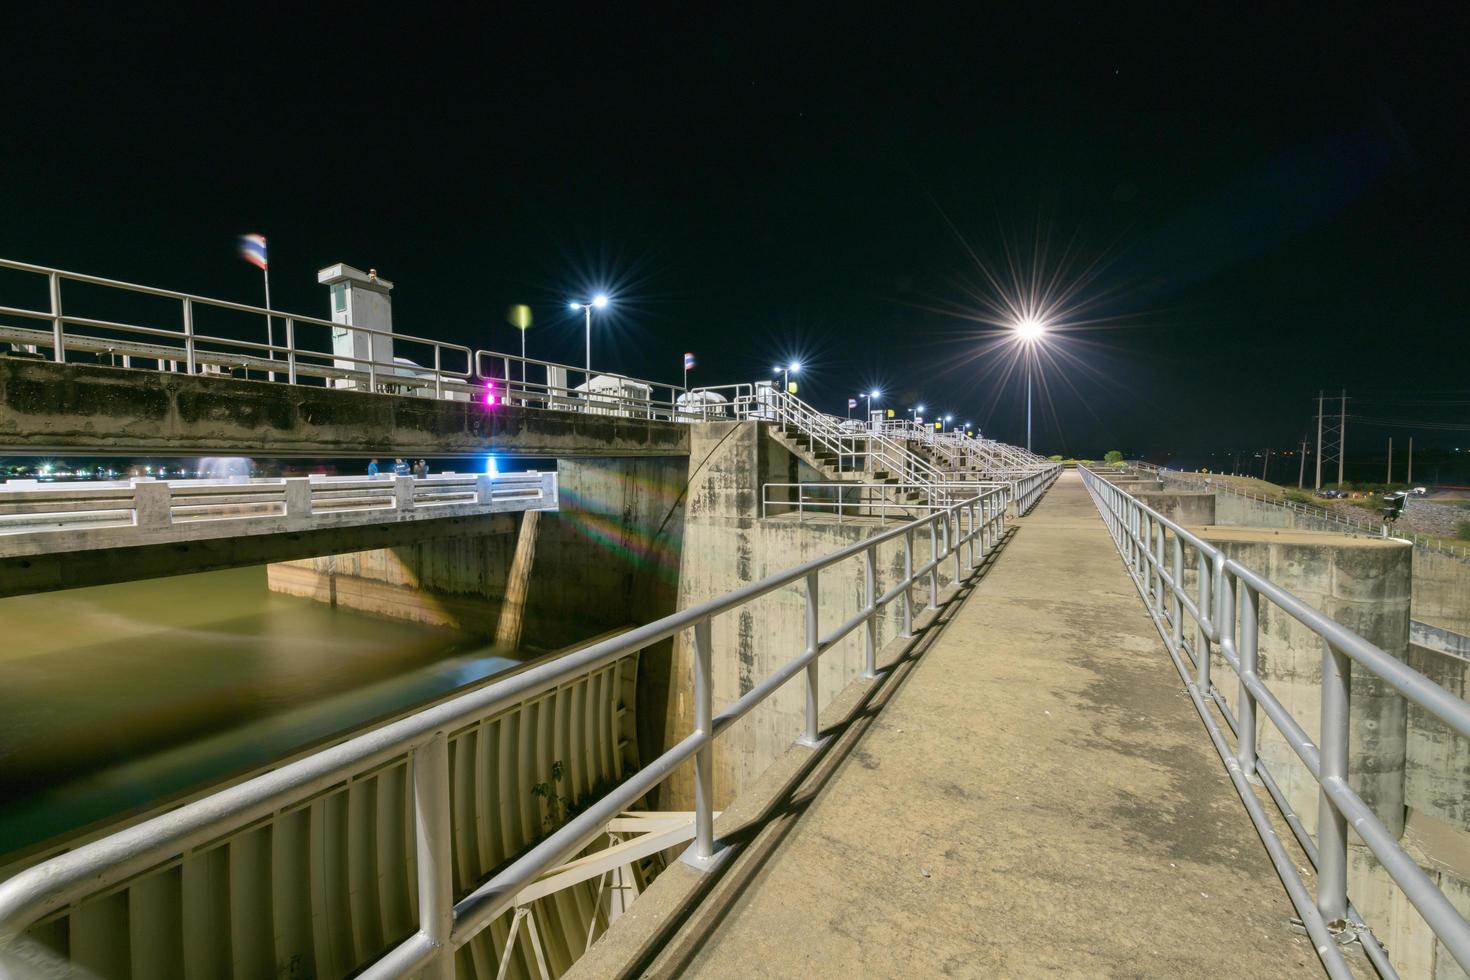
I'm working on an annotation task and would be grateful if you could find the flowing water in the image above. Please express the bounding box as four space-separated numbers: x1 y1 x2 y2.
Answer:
0 566 528 861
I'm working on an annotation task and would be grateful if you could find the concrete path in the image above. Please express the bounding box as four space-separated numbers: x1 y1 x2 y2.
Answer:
681 471 1322 978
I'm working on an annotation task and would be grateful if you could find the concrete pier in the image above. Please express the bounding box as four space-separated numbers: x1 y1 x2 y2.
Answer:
583 472 1319 977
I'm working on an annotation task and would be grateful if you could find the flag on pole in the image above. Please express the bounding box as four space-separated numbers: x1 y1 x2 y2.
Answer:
683 352 695 370
238 234 268 270
848 398 857 409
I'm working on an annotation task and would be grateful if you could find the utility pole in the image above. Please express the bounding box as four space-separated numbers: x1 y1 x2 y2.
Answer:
1314 391 1324 490
1407 437 1413 485
1338 388 1347 486
1262 447 1272 481
1386 437 1393 485
1298 437 1308 488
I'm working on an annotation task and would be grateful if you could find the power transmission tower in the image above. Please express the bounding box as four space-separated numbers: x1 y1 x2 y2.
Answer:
1315 390 1347 488
1298 437 1308 488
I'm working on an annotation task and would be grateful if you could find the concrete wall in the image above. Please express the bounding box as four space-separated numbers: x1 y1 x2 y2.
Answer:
1412 549 1470 636
0 359 690 458
1197 527 1470 979
1199 528 1411 837
659 421 953 812
1133 491 1215 526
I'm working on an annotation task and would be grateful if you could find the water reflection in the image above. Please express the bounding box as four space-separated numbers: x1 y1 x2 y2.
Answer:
0 566 526 858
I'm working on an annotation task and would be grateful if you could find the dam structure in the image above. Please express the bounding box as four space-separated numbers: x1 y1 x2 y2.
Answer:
0 257 1466 980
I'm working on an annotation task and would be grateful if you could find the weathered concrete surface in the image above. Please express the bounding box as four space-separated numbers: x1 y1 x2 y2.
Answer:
1135 490 1216 526
0 510 525 597
0 358 690 457
662 421 956 813
1412 548 1470 636
669 472 1319 978
1200 527 1411 838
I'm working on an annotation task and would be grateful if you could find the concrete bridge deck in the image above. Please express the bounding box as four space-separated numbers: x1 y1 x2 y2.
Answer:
659 471 1321 977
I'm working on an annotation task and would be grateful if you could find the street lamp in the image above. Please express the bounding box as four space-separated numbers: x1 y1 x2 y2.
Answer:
569 294 609 375
774 361 801 392
1013 318 1047 452
864 389 880 419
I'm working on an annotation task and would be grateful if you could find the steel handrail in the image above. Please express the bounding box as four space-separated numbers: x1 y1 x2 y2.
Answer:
0 483 1018 977
1080 465 1470 978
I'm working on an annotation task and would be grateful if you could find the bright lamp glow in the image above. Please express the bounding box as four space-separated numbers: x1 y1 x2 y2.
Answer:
917 403 925 412
1015 317 1046 342
569 301 582 310
592 294 608 308
789 361 801 373
869 390 880 398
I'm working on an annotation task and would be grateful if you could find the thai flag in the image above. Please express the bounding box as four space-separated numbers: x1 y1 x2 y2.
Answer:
238 234 268 271
683 352 695 370
848 398 857 409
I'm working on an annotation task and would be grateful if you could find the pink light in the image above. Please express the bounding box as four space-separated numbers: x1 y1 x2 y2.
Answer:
484 383 499 408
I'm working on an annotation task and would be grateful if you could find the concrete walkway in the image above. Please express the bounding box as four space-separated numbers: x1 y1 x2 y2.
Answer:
681 471 1322 978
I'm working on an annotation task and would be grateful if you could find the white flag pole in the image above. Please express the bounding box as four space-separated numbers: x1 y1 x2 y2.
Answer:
262 262 275 382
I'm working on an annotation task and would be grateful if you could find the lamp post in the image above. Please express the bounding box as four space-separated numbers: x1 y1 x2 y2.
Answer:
864 389 880 419
569 294 609 375
774 361 801 392
1013 318 1046 452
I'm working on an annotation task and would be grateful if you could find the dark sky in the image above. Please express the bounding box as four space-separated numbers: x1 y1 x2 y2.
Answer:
3 6 1466 468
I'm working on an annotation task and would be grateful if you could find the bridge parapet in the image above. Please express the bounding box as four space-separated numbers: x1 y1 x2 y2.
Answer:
0 471 556 558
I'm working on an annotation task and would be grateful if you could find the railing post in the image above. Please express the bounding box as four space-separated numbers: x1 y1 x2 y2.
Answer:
285 318 296 385
1153 521 1165 617
1196 552 1214 689
181 297 196 375
412 731 454 979
1170 534 1183 652
901 528 915 638
862 545 878 678
48 271 64 363
394 474 415 514
950 507 962 582
1317 640 1351 925
692 617 716 861
133 480 171 531
367 332 377 391
475 474 494 506
433 344 444 399
284 477 312 528
928 517 939 610
1237 581 1259 778
799 571 821 746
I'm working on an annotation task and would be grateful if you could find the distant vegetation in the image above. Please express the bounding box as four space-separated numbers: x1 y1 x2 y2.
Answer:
1103 450 1124 465
1457 521 1470 542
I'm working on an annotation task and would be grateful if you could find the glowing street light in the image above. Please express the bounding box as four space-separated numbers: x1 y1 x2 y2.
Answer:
864 389 880 419
774 361 801 392
569 294 610 375
1013 318 1048 452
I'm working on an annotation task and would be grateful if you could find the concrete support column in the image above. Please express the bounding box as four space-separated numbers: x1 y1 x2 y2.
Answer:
283 478 312 527
133 480 171 531
393 474 415 514
475 473 494 505
1200 527 1411 840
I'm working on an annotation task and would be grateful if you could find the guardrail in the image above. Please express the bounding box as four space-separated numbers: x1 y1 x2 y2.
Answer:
762 481 1008 522
1080 465 1470 979
1153 467 1469 563
0 484 1009 976
0 471 557 557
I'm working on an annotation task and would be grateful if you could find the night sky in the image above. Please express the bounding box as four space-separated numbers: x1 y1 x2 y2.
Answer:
3 7 1466 475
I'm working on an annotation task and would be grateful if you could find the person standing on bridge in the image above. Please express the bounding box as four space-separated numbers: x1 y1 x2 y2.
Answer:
367 458 380 479
414 459 429 479
394 458 408 476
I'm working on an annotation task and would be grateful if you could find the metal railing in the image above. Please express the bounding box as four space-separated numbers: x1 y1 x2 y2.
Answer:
1080 465 1470 979
0 471 556 557
0 483 1017 976
1155 467 1470 563
762 481 1005 522
0 257 477 398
